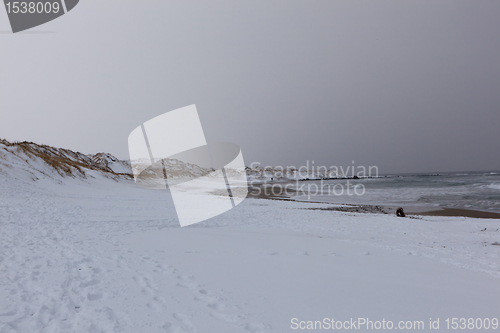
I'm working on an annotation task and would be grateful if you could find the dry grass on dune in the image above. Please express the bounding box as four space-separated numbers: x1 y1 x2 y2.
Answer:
0 139 131 178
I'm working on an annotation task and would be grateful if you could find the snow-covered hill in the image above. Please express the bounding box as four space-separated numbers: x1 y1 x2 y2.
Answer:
0 139 332 186
0 139 132 183
90 152 132 174
0 139 246 184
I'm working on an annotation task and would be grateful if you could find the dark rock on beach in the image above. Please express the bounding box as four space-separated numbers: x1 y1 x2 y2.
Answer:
396 207 406 217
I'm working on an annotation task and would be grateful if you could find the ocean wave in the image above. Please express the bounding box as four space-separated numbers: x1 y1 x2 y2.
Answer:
487 183 500 190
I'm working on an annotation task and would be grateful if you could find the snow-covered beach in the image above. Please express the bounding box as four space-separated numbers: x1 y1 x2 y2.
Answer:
2 0 500 330
1 142 499 332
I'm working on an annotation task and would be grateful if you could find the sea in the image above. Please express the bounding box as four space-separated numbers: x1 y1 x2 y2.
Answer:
290 171 500 213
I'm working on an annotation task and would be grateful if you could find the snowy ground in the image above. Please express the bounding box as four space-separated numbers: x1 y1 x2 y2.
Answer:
0 174 499 332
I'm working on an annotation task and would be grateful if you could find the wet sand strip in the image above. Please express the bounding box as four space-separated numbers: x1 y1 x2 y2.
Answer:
416 208 500 219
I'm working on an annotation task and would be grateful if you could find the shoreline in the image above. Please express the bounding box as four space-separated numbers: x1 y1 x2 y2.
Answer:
247 182 500 219
412 208 500 219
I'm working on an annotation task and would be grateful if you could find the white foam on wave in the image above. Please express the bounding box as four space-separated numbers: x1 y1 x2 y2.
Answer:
487 183 500 190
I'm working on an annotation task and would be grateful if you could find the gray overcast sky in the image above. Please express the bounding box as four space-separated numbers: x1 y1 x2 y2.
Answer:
1 0 499 174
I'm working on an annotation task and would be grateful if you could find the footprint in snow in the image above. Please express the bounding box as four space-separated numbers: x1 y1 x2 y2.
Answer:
162 321 181 333
176 281 198 289
208 302 226 311
177 275 194 281
87 292 104 301
194 293 217 303
172 313 197 333
241 322 269 333
210 311 241 323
